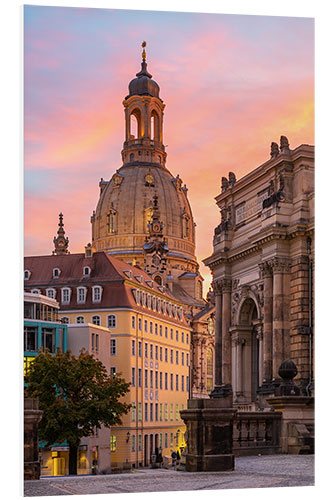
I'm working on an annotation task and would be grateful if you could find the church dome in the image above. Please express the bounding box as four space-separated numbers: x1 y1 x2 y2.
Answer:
92 164 197 269
128 61 160 99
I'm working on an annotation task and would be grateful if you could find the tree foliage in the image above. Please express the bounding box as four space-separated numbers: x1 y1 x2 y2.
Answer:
25 349 130 473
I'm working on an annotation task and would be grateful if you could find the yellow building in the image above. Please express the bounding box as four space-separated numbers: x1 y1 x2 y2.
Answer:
24 248 191 470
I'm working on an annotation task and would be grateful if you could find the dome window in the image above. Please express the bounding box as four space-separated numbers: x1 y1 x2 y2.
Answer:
130 153 135 162
107 208 117 234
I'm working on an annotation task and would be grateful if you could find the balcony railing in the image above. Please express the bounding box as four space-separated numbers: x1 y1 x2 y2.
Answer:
233 411 282 456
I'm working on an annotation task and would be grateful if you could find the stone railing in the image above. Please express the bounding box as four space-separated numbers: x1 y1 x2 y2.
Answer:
233 411 282 456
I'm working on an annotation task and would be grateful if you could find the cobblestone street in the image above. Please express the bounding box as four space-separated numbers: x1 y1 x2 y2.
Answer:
24 454 314 497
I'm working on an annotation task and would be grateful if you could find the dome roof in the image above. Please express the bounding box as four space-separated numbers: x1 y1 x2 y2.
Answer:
92 163 196 264
127 60 160 99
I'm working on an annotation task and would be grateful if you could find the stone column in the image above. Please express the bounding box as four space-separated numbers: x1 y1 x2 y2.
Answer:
125 110 130 141
221 278 232 393
272 257 291 379
259 261 273 383
212 280 223 388
235 339 242 395
256 325 264 387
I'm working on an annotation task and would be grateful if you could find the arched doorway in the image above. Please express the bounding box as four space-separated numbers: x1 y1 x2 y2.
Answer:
231 296 262 404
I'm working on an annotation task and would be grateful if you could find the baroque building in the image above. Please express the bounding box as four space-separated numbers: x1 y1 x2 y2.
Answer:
204 137 314 409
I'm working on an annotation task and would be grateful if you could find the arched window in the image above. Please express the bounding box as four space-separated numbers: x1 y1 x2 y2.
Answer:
24 270 31 281
91 315 101 326
207 348 213 391
154 275 162 286
107 314 116 329
130 109 141 139
150 110 159 141
107 208 117 234
53 268 61 279
76 316 85 324
60 317 69 324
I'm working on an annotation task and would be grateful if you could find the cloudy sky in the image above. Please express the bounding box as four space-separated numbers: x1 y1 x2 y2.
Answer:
24 5 314 292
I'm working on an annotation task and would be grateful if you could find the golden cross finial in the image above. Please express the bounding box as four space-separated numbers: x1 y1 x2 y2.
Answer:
141 41 147 60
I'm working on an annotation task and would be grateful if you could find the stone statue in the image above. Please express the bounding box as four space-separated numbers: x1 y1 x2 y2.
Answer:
280 135 290 154
221 176 228 192
228 171 236 187
270 142 279 158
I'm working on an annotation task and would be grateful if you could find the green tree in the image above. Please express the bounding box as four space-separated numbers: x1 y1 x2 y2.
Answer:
24 349 130 475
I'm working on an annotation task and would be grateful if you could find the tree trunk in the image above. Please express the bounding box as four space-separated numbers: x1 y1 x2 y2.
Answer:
69 444 78 475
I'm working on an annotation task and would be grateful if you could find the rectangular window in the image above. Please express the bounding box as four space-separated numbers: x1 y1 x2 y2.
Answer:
176 330 179 342
144 343 148 358
138 434 142 452
110 435 116 452
131 434 135 452
131 316 136 329
165 326 168 338
131 368 136 387
150 321 153 334
93 287 101 302
42 328 55 352
160 433 163 448
155 323 158 335
170 328 173 340
138 368 142 387
176 351 179 365
108 315 116 328
181 352 184 366
24 326 37 352
170 432 174 445
110 338 116 356
95 334 99 352
165 433 168 448
170 349 174 364
165 372 168 390
144 403 148 421
160 346 163 361
160 403 163 421
155 403 159 421
159 325 163 336
62 288 70 304
160 372 163 390
176 374 179 391
92 333 95 351
181 375 184 391
164 403 168 421
186 333 189 344
170 373 173 390
150 370 153 388
170 404 174 421
138 318 142 331
150 344 153 359
176 404 179 421
155 345 158 360
144 320 148 333
138 402 142 421
110 367 116 378
165 348 168 362
144 369 148 388
181 332 184 343
131 402 136 421
150 403 153 421
77 287 86 303
186 375 189 392
155 371 158 389
92 316 100 325
186 353 189 366
138 341 142 357
131 340 135 356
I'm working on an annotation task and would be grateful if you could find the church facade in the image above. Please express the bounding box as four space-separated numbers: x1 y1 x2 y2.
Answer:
204 137 314 409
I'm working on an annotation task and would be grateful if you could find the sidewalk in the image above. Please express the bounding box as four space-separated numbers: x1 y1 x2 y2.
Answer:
24 454 314 497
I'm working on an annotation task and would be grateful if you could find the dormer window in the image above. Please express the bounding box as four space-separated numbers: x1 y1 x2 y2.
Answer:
46 288 56 299
123 270 132 279
31 289 40 295
24 270 31 281
92 285 102 303
53 268 61 279
134 275 142 283
83 266 91 277
61 287 71 305
77 287 87 304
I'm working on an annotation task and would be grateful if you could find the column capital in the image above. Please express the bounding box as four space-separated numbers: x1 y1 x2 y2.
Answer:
221 278 232 293
212 280 223 295
270 256 291 274
259 260 273 278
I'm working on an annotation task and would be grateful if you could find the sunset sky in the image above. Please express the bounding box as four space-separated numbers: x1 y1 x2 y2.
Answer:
24 5 314 293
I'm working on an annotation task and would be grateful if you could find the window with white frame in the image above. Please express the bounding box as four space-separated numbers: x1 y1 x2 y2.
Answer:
60 317 69 324
131 316 136 329
46 288 56 299
24 270 31 281
110 366 117 378
61 287 71 304
31 289 41 294
76 316 85 324
91 315 100 325
83 266 91 277
110 338 116 355
53 268 61 279
131 340 135 356
92 285 102 303
77 287 87 304
107 314 116 329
